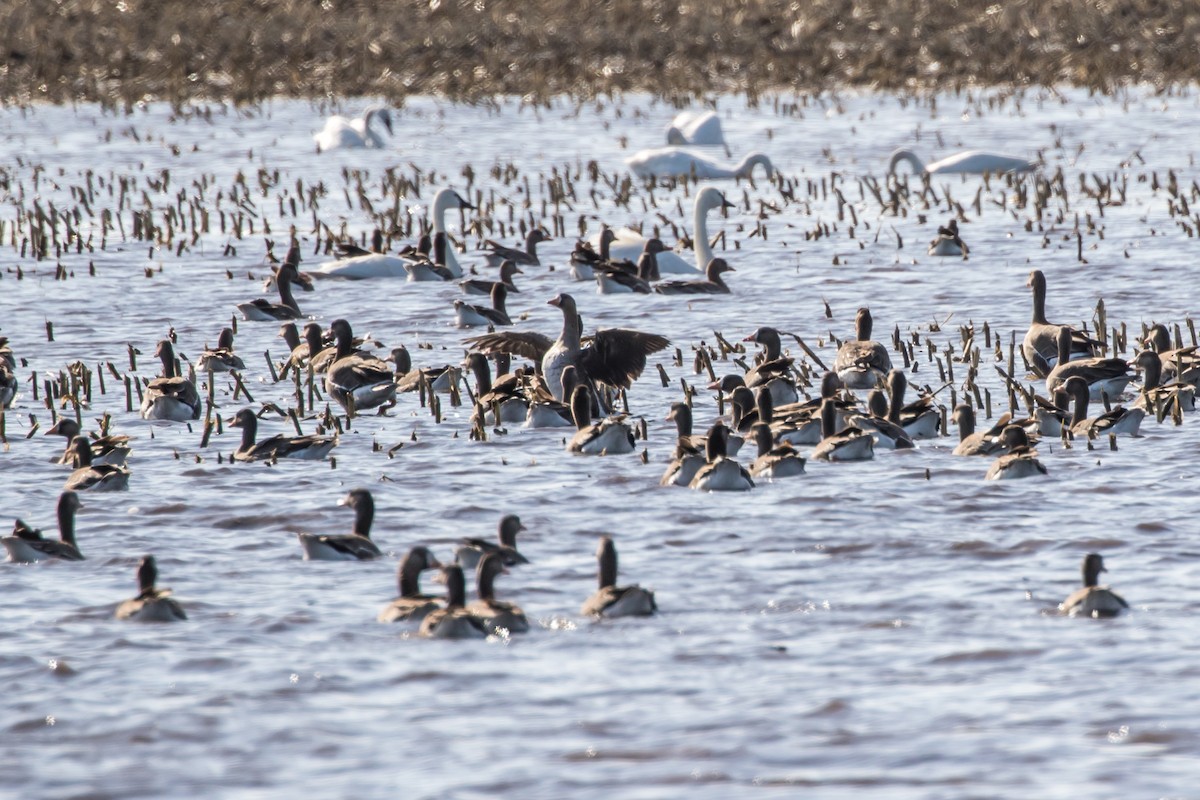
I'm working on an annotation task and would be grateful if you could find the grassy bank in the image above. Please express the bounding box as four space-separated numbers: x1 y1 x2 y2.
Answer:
2 0 1193 108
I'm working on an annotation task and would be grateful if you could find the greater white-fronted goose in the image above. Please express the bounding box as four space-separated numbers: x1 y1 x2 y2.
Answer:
461 259 523 296
748 422 806 479
595 244 657 294
758 371 853 446
581 536 657 618
951 404 1011 456
984 425 1048 480
332 228 386 260
140 339 202 421
660 436 706 487
886 370 941 439
1022 270 1099 374
454 282 512 328
1063 375 1144 438
835 308 892 390
483 228 548 268
811 398 875 462
455 513 530 571
419 564 489 639
378 546 445 623
689 421 754 491
228 408 337 462
570 228 618 282
851 390 916 450
1142 323 1200 386
467 552 530 634
464 352 529 424
238 260 306 321
737 327 800 406
1059 553 1129 618
115 555 187 622
1133 349 1195 415
46 417 131 467
1045 327 1132 402
64 437 130 492
392 346 462 397
655 257 735 295
666 399 743 457
0 336 16 408
3 491 85 563
324 319 397 414
195 327 246 373
298 488 384 561
567 384 635 455
404 231 458 282
523 364 577 429
927 219 968 256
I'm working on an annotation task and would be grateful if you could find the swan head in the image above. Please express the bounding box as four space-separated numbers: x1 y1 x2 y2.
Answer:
888 149 925 176
665 125 686 145
736 153 775 180
366 107 394 136
696 186 734 213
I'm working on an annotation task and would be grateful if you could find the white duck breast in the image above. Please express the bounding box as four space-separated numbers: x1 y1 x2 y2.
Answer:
888 148 1038 176
595 186 735 273
626 147 774 181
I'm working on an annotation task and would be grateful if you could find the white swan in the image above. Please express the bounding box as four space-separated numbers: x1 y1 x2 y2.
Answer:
592 186 734 274
313 188 473 278
625 147 774 181
314 105 393 152
888 148 1038 176
666 110 729 154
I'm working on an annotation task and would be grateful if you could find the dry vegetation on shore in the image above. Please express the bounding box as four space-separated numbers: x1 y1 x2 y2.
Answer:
1 0 1194 107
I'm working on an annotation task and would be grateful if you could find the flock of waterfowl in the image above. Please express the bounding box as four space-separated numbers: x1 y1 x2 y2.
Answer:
5 100 1174 638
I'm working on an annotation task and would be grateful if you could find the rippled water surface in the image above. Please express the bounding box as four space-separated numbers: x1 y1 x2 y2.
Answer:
3 88 1200 799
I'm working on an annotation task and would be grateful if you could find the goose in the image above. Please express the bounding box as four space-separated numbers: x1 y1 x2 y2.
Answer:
1059 553 1129 618
460 259 523 296
523 364 578 429
3 491 85 563
1022 270 1098 374
140 339 202 421
482 228 548 268
392 346 462 397
194 327 246 373
467 552 529 634
314 105 393 151
1133 349 1195 415
228 408 337 462
115 555 187 622
1063 375 1144 438
660 435 707 488
886 370 941 439
598 186 735 273
811 398 875 462
463 352 529 424
0 336 15 407
278 322 309 372
689 421 754 491
294 321 379 376
298 489 383 561
835 307 893 390
1142 323 1200 386
378 546 445 623
984 425 1048 480
747 422 806 479
1044 327 1132 401
333 228 386 260
626 147 774 181
46 417 131 468
951 404 1011 456
594 241 664 294
888 147 1038 176
324 319 397 414
404 232 458 282
464 292 669 402
567 384 636 455
739 326 800 406
727 385 771 436
455 513 530 572
454 282 512 328
64 437 130 492
238 260 306 321
665 399 743 457
666 109 729 154
655 257 735 295
927 219 968 256
419 565 489 639
581 536 657 618
850 390 916 450
569 228 617 281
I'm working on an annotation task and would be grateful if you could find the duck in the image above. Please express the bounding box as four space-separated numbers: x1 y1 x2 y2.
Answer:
984 425 1048 480
567 384 636 455
454 282 512 328
581 536 657 618
467 552 530 634
689 421 754 491
1063 375 1144 439
238 260 306 321
46 417 131 468
463 352 529 424
377 546 445 623
655 257 735 295
115 555 187 622
419 564 489 639
455 513 530 571
1022 270 1099 374
324 319 397 414
460 259 523 297
927 219 968 256
598 186 735 273
140 339 202 421
228 408 337 462
482 228 548 268
194 327 246 373
314 105 393 151
850 390 916 450
885 370 941 439
297 488 384 561
887 147 1038 176
1141 323 1200 386
951 404 1011 456
811 398 875 462
835 307 893 390
739 326 800 406
747 422 806 479
626 147 774 181
1133 349 1195 416
64 436 130 492
666 109 729 154
1059 553 1129 618
1044 326 1132 402
3 491 85 563
0 336 15 407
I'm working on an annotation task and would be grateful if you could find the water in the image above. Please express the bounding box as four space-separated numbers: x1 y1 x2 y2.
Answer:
2 87 1199 798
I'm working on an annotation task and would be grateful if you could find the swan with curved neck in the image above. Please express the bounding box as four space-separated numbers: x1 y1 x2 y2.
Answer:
314 105 393 152
626 147 774 181
888 147 1038 176
598 186 734 274
666 110 729 155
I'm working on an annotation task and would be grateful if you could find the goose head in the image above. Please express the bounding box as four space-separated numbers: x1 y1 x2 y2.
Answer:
1081 553 1107 588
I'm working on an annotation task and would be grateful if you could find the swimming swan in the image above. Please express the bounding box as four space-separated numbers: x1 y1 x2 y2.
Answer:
888 148 1038 176
314 105 393 152
666 110 730 155
594 186 734 274
626 147 774 181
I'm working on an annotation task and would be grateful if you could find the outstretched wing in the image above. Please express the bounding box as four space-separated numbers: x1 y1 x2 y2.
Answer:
464 331 554 363
580 328 669 390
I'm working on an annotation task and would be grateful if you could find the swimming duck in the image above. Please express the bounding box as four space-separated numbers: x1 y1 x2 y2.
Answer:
483 228 548 268
689 421 754 491
835 308 893 390
3 491 85 563
194 327 246 373
1059 553 1129 618
655 257 735 295
297 488 384 561
419 565 489 639
739 326 800 406
115 555 187 622
314 105 393 151
983 425 1048 480
1044 327 1132 402
1063 375 1144 439
811 398 875 462
455 513 530 571
626 147 774 181
1022 270 1099 374
378 546 445 623
567 384 636 455
467 552 530 634
581 536 657 618
64 436 130 492
888 147 1038 176
324 319 397 414
228 408 337 462
885 370 941 439
454 282 512 328
140 339 202 421
927 219 968 257
46 417 131 468
951 404 1011 456
238 260 306 321
597 186 735 273
666 109 729 154
747 422 806 479
460 259 523 297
